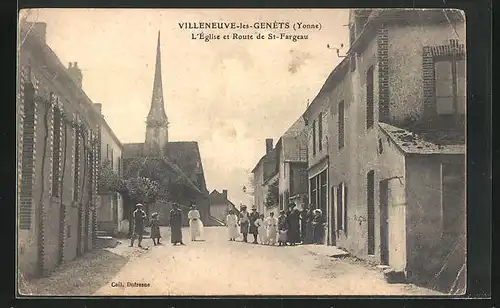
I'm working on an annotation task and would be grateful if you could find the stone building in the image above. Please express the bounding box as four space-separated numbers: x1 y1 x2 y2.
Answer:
18 22 100 280
122 32 210 228
303 9 466 292
251 139 279 217
94 103 126 235
208 189 239 223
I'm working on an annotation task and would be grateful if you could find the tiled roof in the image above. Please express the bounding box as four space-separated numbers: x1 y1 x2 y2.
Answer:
122 141 207 193
379 123 465 155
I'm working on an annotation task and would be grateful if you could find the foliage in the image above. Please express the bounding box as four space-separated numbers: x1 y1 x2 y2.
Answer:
122 157 198 204
123 176 159 205
265 179 279 207
98 159 124 194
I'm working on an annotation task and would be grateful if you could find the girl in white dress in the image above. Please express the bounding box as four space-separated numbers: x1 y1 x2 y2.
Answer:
266 212 278 245
187 204 204 241
226 210 239 241
254 214 268 245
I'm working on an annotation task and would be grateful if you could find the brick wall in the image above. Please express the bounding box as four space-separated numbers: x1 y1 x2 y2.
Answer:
377 25 389 122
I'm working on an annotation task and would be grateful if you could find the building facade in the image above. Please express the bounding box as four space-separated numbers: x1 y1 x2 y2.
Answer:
277 118 308 212
209 189 239 223
94 103 125 235
302 9 466 292
18 22 100 280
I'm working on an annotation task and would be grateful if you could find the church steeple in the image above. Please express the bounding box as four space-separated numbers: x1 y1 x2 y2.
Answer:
144 31 169 156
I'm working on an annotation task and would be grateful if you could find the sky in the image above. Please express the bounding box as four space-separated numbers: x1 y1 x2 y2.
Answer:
23 9 349 205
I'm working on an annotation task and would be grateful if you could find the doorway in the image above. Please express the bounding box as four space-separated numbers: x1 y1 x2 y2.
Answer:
367 170 375 255
330 185 336 246
379 179 389 265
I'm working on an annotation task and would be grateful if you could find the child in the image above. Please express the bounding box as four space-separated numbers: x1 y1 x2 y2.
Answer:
277 210 288 246
254 214 268 245
150 212 161 245
266 212 278 245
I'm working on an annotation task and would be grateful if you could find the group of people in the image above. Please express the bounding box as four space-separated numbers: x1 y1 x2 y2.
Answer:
129 203 204 248
225 203 326 246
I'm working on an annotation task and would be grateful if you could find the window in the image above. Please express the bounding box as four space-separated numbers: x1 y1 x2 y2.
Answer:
106 144 110 160
20 82 36 230
73 129 80 201
366 66 374 128
111 149 114 167
344 184 348 235
117 157 121 176
310 177 317 209
349 25 355 47
441 163 465 235
350 53 357 72
367 170 375 255
312 120 317 156
338 101 345 149
318 112 323 152
435 57 466 115
52 103 62 197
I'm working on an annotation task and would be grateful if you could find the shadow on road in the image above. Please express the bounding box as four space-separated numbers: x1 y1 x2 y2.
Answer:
19 249 131 296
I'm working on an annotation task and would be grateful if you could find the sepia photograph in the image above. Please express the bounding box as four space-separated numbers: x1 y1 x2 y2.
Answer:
16 8 466 297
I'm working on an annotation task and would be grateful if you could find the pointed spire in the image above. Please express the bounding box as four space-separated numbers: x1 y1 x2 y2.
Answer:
147 30 168 127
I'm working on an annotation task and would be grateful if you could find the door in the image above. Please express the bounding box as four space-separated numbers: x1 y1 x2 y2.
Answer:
330 186 336 245
367 170 375 255
379 179 389 265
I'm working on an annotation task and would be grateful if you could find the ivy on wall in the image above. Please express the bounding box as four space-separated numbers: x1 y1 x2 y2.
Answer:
265 180 279 208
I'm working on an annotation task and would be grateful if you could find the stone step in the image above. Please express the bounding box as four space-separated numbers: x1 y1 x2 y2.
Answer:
383 268 406 284
96 236 118 249
96 230 108 236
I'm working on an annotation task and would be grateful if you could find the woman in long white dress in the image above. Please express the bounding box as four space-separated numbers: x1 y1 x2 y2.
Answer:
187 204 204 241
226 210 239 241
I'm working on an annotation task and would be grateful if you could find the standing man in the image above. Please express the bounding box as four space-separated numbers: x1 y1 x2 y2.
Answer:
286 202 301 246
170 203 185 245
239 205 250 242
130 203 147 248
248 206 260 244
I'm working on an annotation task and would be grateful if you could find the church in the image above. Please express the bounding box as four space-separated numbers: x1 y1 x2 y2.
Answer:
122 32 210 227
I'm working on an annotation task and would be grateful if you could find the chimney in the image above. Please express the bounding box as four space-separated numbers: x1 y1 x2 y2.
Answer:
265 138 273 154
26 22 47 43
67 61 83 88
94 103 102 114
222 189 228 199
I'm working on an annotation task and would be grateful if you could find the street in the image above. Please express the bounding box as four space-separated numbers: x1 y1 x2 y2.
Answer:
21 226 441 296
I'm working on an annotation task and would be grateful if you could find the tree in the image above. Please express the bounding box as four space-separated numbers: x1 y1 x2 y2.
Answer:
123 176 159 205
98 159 124 194
265 180 279 207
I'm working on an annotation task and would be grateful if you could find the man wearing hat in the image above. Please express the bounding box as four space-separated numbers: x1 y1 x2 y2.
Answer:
238 204 250 242
286 202 301 245
248 205 260 244
130 203 147 248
